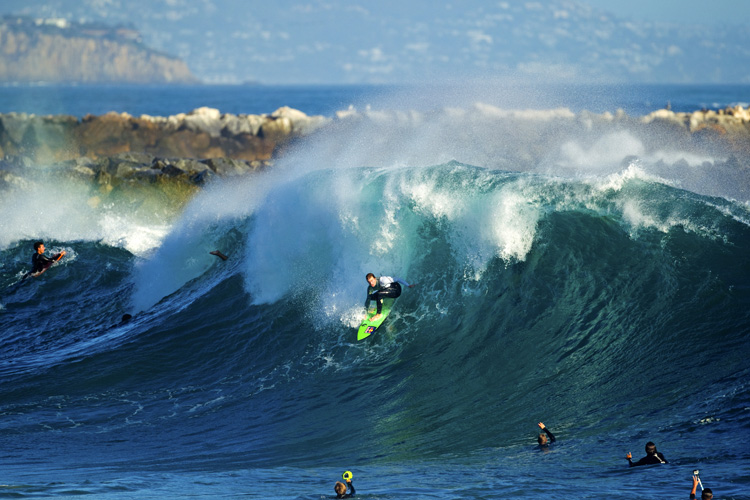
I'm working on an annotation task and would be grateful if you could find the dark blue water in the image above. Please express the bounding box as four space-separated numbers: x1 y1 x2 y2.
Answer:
1 85 750 499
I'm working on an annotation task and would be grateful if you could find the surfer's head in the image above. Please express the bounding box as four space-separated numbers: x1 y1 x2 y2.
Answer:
538 433 548 445
334 481 347 497
34 241 44 253
701 488 713 500
645 442 657 455
366 273 377 287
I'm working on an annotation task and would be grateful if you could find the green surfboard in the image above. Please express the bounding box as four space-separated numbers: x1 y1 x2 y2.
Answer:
357 297 396 340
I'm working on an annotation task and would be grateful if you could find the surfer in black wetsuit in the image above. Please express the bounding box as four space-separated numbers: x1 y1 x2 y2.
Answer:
30 241 65 277
334 479 355 498
210 250 228 260
364 273 415 320
537 421 556 446
626 441 667 467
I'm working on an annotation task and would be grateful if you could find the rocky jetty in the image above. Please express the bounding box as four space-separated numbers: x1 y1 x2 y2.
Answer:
0 106 328 162
639 106 750 157
0 106 329 201
2 103 750 203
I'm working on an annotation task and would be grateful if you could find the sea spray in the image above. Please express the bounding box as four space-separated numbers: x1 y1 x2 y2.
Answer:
0 175 176 255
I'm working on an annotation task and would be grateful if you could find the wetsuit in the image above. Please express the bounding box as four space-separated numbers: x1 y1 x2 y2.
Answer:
31 252 58 274
628 452 667 467
364 276 410 314
336 481 355 498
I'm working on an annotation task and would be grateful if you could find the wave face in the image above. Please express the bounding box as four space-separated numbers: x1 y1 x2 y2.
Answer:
2 161 749 493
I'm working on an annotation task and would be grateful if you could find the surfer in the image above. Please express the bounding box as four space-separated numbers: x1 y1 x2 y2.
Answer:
364 273 414 320
210 250 228 260
626 441 668 467
30 241 65 277
537 421 556 446
334 477 355 498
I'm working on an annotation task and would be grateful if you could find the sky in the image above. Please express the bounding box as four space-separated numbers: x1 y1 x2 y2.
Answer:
3 0 750 84
584 0 750 25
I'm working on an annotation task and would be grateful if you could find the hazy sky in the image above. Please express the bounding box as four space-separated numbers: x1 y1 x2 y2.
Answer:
5 0 750 84
585 0 750 25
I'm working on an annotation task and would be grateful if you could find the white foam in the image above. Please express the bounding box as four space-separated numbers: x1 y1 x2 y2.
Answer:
594 163 662 192
487 186 539 262
0 177 174 256
559 131 645 170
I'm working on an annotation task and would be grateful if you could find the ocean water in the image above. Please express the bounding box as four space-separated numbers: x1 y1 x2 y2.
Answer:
1 84 750 499
0 82 749 118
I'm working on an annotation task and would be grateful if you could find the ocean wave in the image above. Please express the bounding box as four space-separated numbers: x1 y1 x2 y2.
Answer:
2 160 750 484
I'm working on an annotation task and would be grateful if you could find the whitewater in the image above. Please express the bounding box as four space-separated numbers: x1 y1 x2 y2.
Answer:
1 85 749 499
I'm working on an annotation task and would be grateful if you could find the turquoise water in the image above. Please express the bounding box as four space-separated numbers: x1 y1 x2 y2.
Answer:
1 85 749 499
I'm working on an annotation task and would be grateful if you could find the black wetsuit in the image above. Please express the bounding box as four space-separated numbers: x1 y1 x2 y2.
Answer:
628 452 667 467
31 252 56 274
364 276 409 314
336 481 355 498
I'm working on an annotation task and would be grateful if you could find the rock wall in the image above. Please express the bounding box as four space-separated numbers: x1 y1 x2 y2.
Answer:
2 104 750 202
0 107 330 197
0 106 330 164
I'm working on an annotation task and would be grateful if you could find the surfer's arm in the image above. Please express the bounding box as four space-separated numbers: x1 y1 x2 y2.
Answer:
537 422 555 443
364 286 376 309
347 481 355 497
690 475 699 499
543 427 555 443
394 277 412 287
626 453 645 467
53 251 65 262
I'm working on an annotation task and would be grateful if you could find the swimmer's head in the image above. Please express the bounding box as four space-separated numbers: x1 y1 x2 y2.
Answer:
645 442 657 455
538 433 548 445
334 481 347 496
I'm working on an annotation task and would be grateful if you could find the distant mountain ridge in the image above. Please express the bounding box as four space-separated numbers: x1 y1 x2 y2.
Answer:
5 1 750 84
0 16 197 84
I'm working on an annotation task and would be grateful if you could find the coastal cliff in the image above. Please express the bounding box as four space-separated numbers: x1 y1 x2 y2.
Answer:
0 16 196 84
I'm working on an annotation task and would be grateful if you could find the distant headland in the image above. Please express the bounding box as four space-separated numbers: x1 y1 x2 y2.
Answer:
0 16 197 84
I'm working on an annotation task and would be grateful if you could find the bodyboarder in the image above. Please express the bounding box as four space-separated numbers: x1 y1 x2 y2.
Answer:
29 241 65 277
